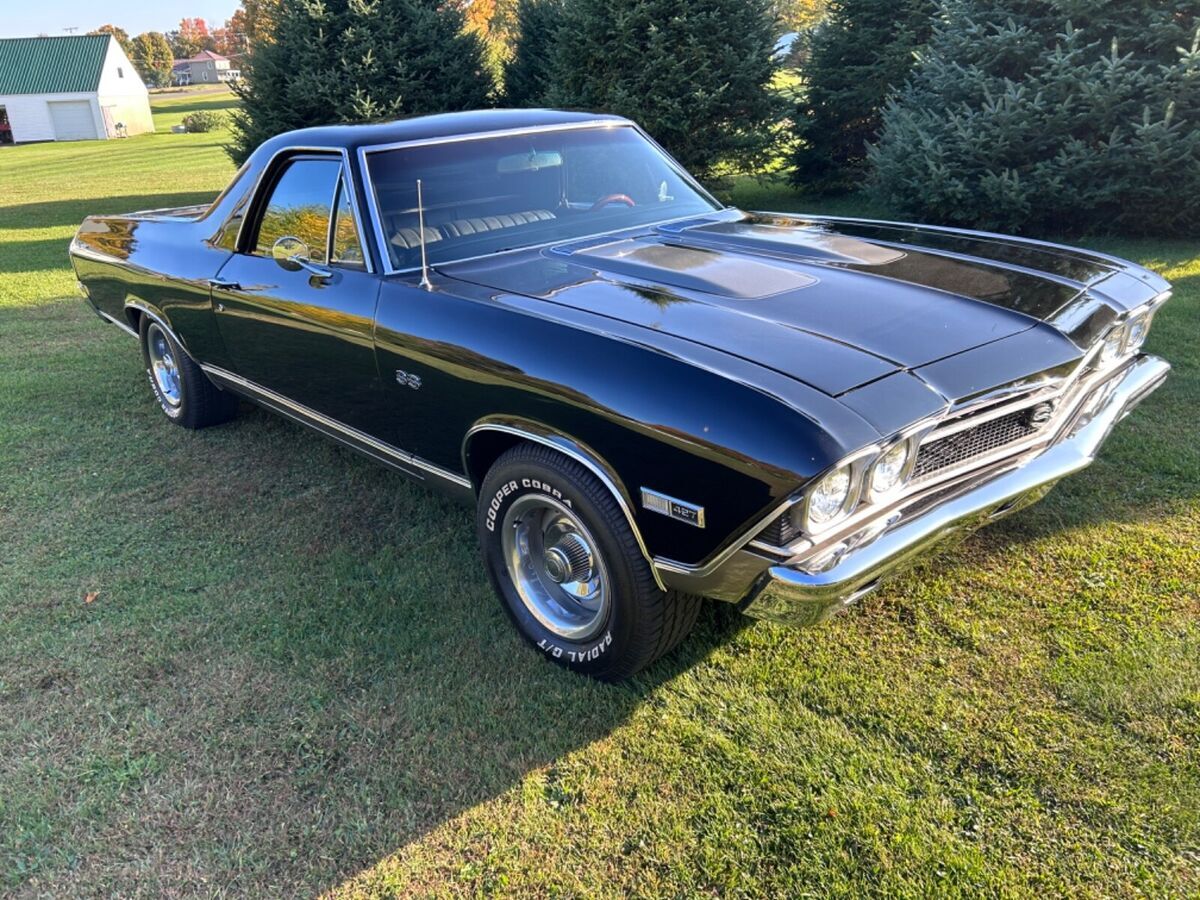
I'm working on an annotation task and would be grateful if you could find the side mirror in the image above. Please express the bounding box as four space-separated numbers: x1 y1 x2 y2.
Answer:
272 235 333 282
272 235 310 271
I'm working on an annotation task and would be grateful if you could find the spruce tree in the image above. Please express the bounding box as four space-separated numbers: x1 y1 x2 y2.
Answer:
229 0 493 165
546 0 784 180
869 0 1200 235
790 0 934 192
503 0 564 107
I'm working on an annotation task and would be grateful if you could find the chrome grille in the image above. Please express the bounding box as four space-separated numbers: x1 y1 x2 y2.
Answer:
913 407 1045 479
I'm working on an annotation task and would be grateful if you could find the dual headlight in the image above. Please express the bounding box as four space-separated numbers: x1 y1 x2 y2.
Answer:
802 436 918 534
799 298 1162 537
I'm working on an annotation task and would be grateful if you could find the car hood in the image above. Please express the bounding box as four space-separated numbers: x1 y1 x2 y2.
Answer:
441 211 1164 402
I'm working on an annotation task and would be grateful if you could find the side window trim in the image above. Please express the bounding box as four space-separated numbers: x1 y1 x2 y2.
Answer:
231 147 376 274
328 174 369 271
247 153 341 263
326 175 341 265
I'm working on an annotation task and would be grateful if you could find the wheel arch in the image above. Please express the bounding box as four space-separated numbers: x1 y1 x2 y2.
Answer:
462 417 667 592
123 300 195 360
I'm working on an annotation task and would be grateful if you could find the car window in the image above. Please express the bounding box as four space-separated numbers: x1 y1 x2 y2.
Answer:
330 176 366 269
252 157 341 263
365 125 721 271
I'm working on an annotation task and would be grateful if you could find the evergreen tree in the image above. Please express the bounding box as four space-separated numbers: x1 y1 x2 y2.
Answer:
869 0 1200 235
547 0 784 180
503 0 564 107
229 0 493 165
790 0 934 192
129 32 175 88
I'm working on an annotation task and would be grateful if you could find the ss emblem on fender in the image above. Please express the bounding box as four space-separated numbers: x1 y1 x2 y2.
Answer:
395 369 422 390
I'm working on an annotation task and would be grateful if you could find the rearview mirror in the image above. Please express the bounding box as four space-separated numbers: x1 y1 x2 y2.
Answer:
497 150 563 174
272 235 310 271
271 235 333 283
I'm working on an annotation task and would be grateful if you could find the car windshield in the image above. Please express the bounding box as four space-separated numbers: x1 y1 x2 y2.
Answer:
365 125 722 271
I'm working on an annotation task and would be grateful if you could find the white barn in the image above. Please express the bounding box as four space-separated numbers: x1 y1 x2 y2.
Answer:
0 35 154 144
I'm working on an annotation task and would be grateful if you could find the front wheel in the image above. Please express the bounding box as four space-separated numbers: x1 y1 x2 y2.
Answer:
477 444 701 681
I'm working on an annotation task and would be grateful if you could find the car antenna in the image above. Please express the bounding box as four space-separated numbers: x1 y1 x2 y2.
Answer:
416 179 433 291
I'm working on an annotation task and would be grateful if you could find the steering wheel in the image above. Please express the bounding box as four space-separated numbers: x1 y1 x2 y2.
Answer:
590 193 636 212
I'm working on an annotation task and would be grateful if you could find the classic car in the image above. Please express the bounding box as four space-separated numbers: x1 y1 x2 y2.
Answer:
70 109 1172 680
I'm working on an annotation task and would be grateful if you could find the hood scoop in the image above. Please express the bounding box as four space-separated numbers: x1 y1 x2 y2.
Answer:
561 238 817 300
658 216 907 266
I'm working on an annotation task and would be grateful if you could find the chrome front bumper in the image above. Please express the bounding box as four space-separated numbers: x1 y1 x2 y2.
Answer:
738 354 1171 627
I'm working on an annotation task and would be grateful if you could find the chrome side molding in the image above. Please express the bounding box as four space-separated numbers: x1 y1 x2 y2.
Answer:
201 364 473 495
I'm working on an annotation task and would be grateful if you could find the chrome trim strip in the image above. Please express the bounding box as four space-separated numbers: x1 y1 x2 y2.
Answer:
201 364 472 491
97 308 138 338
357 121 724 277
462 421 668 592
360 119 624 155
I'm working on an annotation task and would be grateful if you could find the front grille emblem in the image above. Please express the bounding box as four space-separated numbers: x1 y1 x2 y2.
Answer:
1025 402 1055 429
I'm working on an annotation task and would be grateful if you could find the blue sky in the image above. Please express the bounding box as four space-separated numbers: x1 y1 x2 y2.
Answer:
1 1 240 39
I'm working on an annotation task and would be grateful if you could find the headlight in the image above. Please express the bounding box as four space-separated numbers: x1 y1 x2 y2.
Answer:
1099 324 1127 367
1126 310 1152 351
870 440 911 497
804 465 853 531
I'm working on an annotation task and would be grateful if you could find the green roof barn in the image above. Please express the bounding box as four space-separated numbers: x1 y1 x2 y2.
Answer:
0 35 153 144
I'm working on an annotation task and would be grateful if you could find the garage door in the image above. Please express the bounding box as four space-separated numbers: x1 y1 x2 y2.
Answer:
48 100 97 141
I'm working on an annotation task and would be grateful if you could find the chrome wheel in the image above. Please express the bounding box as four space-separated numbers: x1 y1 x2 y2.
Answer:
146 323 181 408
500 494 610 641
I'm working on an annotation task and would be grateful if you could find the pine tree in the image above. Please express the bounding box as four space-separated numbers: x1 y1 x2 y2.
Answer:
790 0 934 192
503 0 564 107
869 0 1200 235
546 0 784 180
229 0 493 165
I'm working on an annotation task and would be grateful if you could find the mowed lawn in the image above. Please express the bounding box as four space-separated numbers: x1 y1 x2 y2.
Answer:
1 92 1197 897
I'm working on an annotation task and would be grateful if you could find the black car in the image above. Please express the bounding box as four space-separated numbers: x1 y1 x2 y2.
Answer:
70 110 1172 680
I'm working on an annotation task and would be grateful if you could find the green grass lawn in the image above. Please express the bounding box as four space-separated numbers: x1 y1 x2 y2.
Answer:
1 92 1197 897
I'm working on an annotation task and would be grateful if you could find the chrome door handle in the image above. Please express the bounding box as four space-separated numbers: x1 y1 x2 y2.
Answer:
209 278 240 290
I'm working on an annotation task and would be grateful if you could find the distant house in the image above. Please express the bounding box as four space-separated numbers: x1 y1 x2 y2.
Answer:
0 34 153 143
172 51 240 87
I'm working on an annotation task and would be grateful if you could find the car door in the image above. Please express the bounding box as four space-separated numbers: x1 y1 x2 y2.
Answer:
211 153 383 430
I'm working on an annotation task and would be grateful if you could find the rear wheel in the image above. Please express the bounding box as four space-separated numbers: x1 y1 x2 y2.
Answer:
139 316 238 429
477 443 701 681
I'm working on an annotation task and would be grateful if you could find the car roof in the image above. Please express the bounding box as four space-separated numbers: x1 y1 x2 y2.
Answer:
251 109 631 161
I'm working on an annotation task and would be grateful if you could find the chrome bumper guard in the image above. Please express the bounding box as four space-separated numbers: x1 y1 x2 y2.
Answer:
739 354 1171 627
